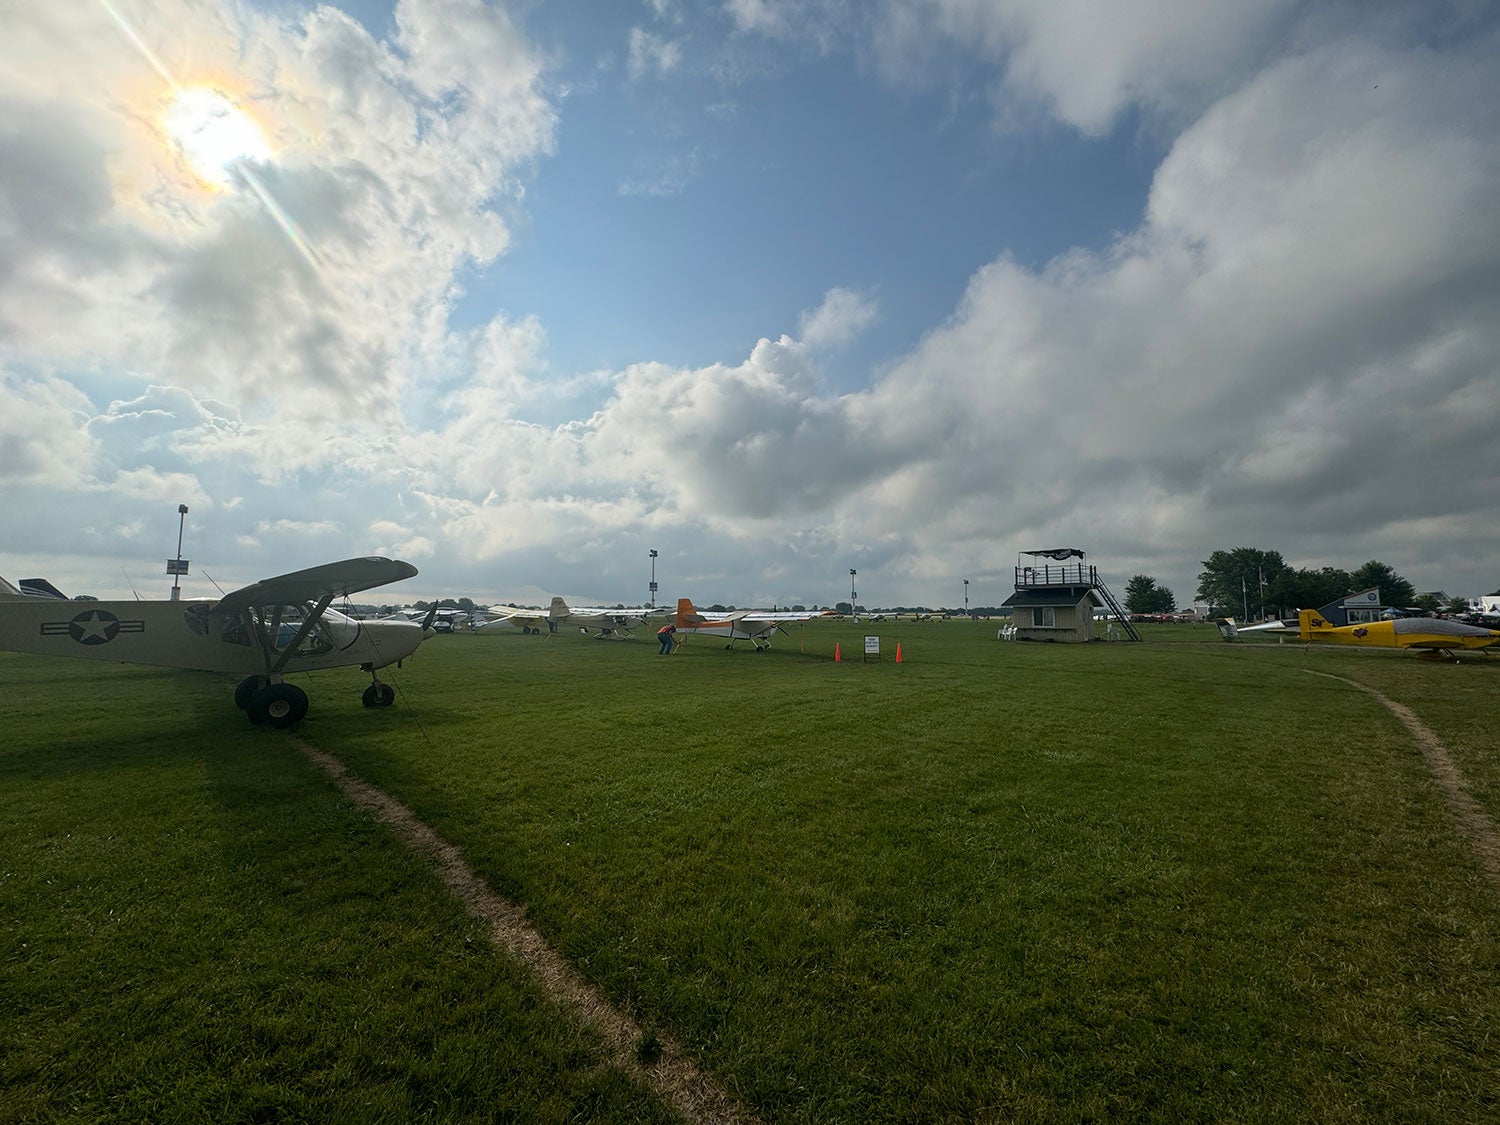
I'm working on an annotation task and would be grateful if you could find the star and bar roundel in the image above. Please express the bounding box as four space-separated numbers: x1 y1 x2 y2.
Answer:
40 609 146 646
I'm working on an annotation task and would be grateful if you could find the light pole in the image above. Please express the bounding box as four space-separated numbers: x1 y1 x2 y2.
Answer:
168 504 189 601
849 569 857 620
964 579 969 619
649 549 659 609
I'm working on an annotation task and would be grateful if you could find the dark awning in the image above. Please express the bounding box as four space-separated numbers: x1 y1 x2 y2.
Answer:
1002 587 1102 608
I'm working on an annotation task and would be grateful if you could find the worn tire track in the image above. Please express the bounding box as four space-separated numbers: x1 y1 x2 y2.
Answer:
294 739 760 1125
1304 670 1500 895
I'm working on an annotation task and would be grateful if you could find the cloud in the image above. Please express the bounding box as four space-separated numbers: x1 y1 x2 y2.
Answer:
846 34 1500 585
627 27 684 79
0 0 554 417
797 288 878 351
618 148 703 196
872 0 1302 133
111 467 212 507
0 1 1495 609
0 372 99 487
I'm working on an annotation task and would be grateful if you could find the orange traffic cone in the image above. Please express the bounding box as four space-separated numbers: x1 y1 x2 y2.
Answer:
895 643 903 663
834 642 842 663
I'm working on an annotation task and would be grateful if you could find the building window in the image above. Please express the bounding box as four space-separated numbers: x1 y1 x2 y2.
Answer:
1032 606 1056 628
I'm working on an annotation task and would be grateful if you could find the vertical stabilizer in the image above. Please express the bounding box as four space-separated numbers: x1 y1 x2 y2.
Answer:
1298 608 1331 641
0 576 27 600
676 598 699 628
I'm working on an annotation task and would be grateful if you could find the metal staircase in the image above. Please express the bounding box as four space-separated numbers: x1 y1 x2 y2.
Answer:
1091 575 1142 641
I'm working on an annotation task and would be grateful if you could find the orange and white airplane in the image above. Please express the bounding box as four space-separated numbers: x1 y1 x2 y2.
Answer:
0 556 431 727
1297 609 1500 655
673 598 832 650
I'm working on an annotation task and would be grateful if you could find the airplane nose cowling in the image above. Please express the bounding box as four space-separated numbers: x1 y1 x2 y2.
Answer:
365 619 429 668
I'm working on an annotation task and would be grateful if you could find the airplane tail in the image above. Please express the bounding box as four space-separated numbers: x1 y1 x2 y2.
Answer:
549 596 570 620
1298 608 1330 641
20 578 68 599
0 576 26 601
676 597 702 628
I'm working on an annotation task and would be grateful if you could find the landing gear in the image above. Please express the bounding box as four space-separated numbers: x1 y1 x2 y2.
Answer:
247 682 309 728
234 675 264 711
362 681 396 708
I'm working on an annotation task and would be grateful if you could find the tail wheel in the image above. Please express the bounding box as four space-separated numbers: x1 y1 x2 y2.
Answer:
248 683 309 729
362 682 396 708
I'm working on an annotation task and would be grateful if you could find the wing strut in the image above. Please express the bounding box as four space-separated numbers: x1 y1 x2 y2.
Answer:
271 594 335 674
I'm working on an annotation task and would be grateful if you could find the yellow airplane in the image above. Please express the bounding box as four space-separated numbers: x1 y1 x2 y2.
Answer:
1298 609 1500 655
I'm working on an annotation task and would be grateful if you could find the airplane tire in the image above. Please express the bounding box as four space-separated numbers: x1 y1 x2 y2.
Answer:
362 682 396 708
249 683 308 729
234 675 263 711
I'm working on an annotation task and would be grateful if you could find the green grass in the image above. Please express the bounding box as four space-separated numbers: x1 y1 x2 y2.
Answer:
4 622 1499 1121
0 659 674 1123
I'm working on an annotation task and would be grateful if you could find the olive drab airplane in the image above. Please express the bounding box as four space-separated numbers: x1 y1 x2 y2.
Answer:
0 557 431 728
673 598 834 650
481 596 664 638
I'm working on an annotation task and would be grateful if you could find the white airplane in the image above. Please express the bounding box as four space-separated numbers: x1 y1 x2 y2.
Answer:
673 598 833 651
0 556 430 728
482 596 662 639
383 606 470 633
1217 616 1297 640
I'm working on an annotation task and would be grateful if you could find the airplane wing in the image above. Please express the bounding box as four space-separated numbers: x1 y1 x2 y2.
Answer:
483 606 547 625
735 610 834 624
1233 618 1297 634
214 556 419 618
730 609 834 636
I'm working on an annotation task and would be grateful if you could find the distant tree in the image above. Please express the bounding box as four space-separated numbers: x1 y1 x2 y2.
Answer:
1445 595 1472 616
1124 575 1176 614
792 604 806 612
1413 593 1442 615
835 601 852 615
1266 566 1352 613
1347 560 1416 608
1196 548 1286 617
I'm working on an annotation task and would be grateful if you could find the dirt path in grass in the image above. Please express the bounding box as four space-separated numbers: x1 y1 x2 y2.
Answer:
293 740 760 1125
1304 671 1500 896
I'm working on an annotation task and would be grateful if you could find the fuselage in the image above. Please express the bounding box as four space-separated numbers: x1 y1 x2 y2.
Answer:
1299 611 1500 651
0 599 428 674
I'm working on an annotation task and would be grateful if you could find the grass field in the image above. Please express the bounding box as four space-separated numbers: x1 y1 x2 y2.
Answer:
3 621 1498 1122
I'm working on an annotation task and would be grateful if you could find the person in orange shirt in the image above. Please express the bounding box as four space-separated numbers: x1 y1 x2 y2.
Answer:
656 623 677 654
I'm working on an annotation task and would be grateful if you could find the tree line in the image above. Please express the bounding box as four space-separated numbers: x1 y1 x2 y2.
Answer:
1126 548 1480 619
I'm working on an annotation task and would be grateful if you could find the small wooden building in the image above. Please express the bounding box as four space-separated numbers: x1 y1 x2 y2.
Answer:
1001 549 1138 643
1002 586 1103 642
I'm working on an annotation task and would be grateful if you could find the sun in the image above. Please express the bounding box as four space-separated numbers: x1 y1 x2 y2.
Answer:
161 87 272 190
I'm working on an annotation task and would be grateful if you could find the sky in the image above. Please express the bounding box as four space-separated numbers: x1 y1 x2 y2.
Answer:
1 0 1496 611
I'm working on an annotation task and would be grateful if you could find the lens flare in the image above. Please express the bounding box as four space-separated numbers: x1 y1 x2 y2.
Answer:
161 87 272 190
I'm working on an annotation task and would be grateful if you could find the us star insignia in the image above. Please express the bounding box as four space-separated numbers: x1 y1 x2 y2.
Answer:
40 609 146 646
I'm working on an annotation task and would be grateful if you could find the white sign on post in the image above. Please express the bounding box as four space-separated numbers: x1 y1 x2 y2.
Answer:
864 635 880 661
